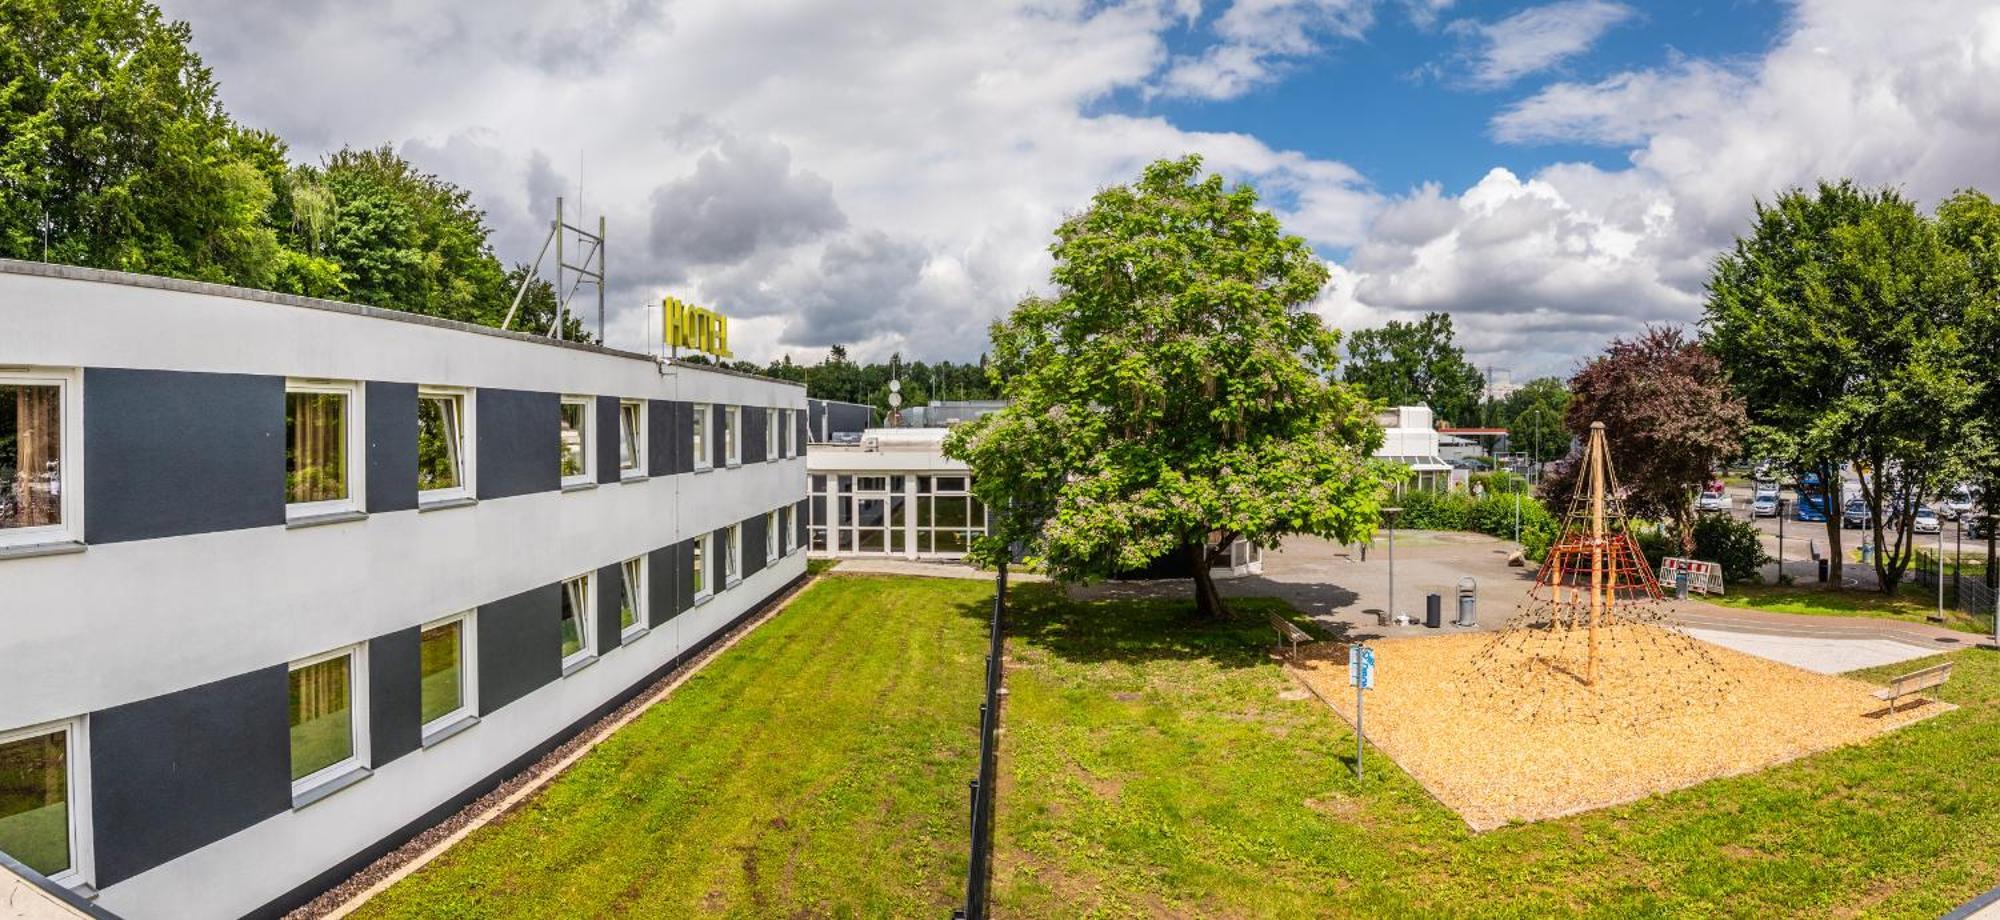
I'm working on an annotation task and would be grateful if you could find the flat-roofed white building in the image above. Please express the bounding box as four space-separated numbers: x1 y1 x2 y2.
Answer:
806 427 990 558
1374 405 1457 492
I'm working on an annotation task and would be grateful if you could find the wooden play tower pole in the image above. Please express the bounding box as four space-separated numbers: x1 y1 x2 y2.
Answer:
1587 421 1606 686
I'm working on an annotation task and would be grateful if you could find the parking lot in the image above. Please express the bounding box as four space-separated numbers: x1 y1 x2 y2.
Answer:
1709 480 1988 588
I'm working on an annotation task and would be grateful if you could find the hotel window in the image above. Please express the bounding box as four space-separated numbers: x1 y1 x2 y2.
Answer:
560 573 595 670
766 409 779 462
289 645 368 800
619 401 645 478
419 613 476 741
784 506 798 554
0 719 88 885
619 556 647 640
0 370 75 547
725 523 741 584
286 380 362 518
809 475 828 551
724 407 741 466
766 510 780 563
692 534 710 601
559 397 592 485
692 403 711 471
417 388 471 501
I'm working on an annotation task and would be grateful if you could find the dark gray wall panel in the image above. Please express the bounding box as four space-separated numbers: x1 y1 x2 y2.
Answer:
596 396 622 484
649 544 679 627
796 498 809 547
366 382 419 514
743 512 767 578
477 583 561 714
798 404 811 447
648 399 674 476
597 562 625 652
711 404 727 468
672 401 693 474
369 627 421 766
676 538 696 613
713 527 729 586
476 389 558 500
744 406 766 465
84 368 285 543
90 666 292 887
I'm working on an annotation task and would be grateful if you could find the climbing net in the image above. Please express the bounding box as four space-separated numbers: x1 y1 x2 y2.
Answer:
1459 424 1740 725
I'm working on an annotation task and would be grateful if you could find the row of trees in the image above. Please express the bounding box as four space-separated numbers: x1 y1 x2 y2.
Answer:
1339 312 1570 458
1 0 582 338
682 345 998 417
1705 181 2000 592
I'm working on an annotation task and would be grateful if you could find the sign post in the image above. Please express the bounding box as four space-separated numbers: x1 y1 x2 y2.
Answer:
1348 644 1375 781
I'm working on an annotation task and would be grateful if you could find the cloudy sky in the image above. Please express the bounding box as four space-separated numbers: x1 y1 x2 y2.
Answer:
158 0 2000 380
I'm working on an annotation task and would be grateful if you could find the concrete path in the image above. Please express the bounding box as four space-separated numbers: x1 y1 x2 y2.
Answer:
1681 627 1938 674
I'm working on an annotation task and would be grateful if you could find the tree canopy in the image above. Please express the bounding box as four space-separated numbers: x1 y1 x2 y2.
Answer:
1538 326 1746 549
1342 312 1485 425
944 156 1391 616
1502 377 1570 463
1704 181 1982 591
0 0 592 341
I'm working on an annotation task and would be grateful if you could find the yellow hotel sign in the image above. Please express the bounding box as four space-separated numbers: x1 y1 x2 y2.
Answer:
662 295 732 359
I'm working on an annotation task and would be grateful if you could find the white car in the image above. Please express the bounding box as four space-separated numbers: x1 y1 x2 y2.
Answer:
1942 486 1977 521
1696 487 1729 513
1912 506 1942 535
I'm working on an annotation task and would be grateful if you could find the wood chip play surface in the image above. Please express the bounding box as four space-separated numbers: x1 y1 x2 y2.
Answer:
1291 626 1951 830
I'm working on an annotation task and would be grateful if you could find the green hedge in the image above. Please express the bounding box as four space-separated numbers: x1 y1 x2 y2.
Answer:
1392 490 1561 561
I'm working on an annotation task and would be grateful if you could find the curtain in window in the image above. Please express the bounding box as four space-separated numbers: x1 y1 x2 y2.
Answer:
2 384 61 529
287 392 347 504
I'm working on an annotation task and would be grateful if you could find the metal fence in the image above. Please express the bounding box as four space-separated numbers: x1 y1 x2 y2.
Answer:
955 562 1007 920
1911 552 1998 634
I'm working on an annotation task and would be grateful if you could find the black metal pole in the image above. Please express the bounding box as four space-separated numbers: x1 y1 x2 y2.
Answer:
958 561 1007 920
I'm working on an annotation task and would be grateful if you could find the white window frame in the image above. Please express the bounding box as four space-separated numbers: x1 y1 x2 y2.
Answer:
284 379 366 521
559 396 594 487
288 644 370 804
725 406 741 467
619 555 648 641
416 386 475 504
692 403 712 472
0 717 92 888
618 400 647 480
766 510 780 563
693 532 712 602
0 367 82 549
560 572 596 672
766 409 779 463
418 612 478 744
726 523 743 585
784 505 798 554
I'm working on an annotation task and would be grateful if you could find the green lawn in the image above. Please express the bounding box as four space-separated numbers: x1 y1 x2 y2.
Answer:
995 583 2000 919
352 574 991 918
1704 581 1994 635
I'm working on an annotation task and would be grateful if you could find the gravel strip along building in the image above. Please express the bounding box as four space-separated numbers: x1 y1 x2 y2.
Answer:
0 260 808 918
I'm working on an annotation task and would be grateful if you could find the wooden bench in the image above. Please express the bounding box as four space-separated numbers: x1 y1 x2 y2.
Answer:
1873 661 1954 711
1270 613 1312 661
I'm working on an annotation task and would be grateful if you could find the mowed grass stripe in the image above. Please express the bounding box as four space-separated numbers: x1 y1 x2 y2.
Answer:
351 574 992 919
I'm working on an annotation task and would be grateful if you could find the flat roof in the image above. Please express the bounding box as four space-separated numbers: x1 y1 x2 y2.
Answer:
0 258 803 388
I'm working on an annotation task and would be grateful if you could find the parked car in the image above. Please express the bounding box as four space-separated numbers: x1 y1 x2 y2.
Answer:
1942 486 1977 521
1842 499 1870 529
1697 486 1729 513
1970 515 1996 540
1912 506 1942 535
1752 493 1779 517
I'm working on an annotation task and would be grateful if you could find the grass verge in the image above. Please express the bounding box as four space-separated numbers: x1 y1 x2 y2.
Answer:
995 583 2000 918
350 574 990 919
1705 581 1992 634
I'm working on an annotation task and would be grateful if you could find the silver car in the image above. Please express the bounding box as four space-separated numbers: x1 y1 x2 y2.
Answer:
1912 506 1942 535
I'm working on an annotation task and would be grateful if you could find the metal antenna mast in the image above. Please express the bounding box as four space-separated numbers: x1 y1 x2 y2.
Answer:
501 196 607 342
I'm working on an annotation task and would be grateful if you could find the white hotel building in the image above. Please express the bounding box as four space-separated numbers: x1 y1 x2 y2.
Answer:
0 261 807 918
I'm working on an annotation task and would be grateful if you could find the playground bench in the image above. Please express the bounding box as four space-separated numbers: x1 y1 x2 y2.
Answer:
1270 613 1312 661
1872 661 1954 711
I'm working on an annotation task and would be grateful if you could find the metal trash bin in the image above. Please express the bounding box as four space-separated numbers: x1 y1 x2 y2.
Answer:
1456 576 1477 627
1425 593 1442 628
1675 570 1690 599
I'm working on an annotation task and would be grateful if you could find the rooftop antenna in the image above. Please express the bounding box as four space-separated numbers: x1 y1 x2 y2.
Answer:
501 195 606 343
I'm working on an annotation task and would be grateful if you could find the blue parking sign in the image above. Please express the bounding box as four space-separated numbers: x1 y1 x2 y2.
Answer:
1348 645 1375 690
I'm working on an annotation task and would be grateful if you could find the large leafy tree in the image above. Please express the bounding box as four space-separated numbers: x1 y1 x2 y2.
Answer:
1342 312 1485 424
1706 182 1980 592
1937 190 2000 586
945 156 1391 617
0 0 281 285
1537 327 1746 550
1502 376 1570 463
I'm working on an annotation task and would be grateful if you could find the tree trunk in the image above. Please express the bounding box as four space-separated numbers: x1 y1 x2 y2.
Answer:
1188 540 1228 619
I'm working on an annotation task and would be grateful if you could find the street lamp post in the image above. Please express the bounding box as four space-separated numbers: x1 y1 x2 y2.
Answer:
1777 497 1787 583
1384 506 1403 624
1938 519 1947 623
